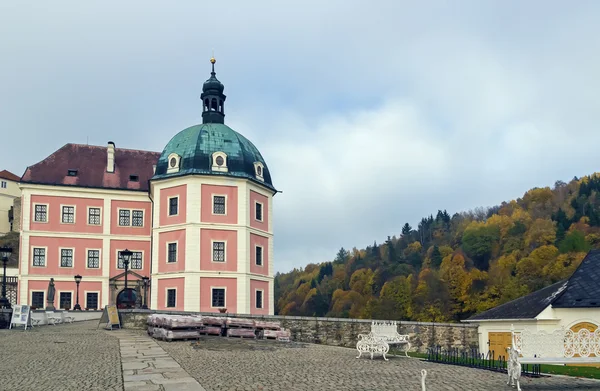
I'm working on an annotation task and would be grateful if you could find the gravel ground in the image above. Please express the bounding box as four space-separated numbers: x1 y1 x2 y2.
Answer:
0 320 123 391
156 335 600 391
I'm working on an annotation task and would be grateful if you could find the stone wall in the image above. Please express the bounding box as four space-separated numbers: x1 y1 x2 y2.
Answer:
12 197 21 233
119 310 478 353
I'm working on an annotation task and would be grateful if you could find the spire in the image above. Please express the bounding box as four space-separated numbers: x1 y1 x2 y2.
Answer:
201 54 226 124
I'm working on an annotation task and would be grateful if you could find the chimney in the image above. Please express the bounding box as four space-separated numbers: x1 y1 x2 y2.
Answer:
107 141 115 173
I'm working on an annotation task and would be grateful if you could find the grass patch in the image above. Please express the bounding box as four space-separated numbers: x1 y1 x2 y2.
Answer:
539 364 600 379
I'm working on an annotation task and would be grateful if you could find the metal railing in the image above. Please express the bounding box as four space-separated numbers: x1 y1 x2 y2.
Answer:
426 346 541 377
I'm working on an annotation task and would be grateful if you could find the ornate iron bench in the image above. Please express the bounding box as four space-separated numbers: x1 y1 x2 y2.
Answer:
507 324 600 391
356 321 411 360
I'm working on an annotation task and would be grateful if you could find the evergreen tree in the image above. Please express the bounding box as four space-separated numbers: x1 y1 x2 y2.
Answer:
401 223 412 236
431 245 443 268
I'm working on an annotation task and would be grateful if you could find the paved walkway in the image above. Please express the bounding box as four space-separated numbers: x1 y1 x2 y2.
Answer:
115 331 206 391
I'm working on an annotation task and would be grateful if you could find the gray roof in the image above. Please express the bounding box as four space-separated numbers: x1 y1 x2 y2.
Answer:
466 249 600 321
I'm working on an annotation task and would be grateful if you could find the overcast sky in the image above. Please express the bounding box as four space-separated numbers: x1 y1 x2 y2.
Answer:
2 1 600 273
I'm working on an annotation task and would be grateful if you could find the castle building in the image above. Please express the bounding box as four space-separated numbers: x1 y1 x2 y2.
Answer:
0 169 20 235
16 58 277 314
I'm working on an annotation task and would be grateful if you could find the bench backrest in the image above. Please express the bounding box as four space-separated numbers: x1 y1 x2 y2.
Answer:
371 321 398 336
516 327 600 358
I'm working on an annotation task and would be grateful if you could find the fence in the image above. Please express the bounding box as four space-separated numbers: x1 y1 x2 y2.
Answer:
426 346 542 377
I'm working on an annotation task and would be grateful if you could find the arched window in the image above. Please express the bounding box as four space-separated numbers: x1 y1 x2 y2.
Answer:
204 98 209 112
211 98 218 111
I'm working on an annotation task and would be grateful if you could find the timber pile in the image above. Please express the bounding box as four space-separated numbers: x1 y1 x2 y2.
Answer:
146 314 291 342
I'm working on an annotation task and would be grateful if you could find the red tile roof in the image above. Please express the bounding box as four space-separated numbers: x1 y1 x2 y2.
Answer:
0 170 20 182
21 143 161 192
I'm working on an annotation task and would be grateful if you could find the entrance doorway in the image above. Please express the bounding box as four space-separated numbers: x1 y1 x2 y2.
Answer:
116 288 138 309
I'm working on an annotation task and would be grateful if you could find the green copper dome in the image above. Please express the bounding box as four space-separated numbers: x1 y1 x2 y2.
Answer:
152 123 276 192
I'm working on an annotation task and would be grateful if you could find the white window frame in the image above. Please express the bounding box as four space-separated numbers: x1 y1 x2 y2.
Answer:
211 240 226 263
131 209 145 227
30 290 45 309
211 194 227 216
166 241 178 263
167 196 179 217
254 201 264 222
165 287 177 308
116 249 145 271
0 181 6 189
60 204 76 224
255 245 264 267
210 287 227 308
31 246 48 268
57 290 74 310
117 208 131 227
166 153 181 174
58 247 75 269
84 290 101 310
33 203 49 223
255 289 264 309
253 162 265 182
86 248 101 269
211 151 228 172
87 206 102 226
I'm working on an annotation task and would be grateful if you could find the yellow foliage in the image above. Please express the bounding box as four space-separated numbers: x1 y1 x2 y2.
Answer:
407 241 422 254
439 245 453 258
486 214 515 238
525 219 556 248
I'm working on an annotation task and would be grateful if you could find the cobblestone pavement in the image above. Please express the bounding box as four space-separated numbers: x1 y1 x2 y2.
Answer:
156 335 600 391
114 331 206 391
0 320 122 391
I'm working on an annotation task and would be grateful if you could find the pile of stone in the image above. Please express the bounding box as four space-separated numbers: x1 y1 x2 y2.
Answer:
147 314 291 342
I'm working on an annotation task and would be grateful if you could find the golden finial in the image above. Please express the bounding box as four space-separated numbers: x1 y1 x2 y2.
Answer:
210 49 216 64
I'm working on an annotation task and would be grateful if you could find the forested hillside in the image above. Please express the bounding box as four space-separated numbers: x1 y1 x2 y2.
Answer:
275 174 600 322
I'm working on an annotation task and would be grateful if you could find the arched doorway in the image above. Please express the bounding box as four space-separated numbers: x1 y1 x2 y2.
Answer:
116 288 138 309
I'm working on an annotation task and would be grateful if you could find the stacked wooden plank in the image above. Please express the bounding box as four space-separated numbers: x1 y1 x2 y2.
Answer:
146 314 291 342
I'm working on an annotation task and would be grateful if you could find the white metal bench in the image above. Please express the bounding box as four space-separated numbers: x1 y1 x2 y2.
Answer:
45 311 62 325
356 321 411 360
62 311 75 323
507 324 600 391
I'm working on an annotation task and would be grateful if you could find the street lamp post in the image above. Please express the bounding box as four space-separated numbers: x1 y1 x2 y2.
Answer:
0 246 12 309
74 274 82 310
141 276 149 309
120 249 133 290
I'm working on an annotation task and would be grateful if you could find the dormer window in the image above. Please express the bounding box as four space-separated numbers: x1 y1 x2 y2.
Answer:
211 151 228 172
67 169 78 177
129 174 139 182
253 162 265 182
167 153 181 174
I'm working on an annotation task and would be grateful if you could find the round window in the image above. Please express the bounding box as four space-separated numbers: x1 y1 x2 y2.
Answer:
216 156 224 166
257 166 262 176
169 157 177 168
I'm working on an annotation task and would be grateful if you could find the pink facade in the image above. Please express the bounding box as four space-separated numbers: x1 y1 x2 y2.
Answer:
30 195 104 234
250 279 269 315
159 184 187 226
109 239 151 278
249 190 269 232
200 277 237 313
28 236 104 276
110 200 152 236
156 277 185 311
158 229 186 273
200 228 238 271
28 280 103 310
201 184 238 224
249 233 269 275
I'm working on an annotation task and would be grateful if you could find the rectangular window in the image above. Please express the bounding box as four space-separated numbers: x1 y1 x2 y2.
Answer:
212 288 225 307
213 195 225 214
32 248 46 267
118 251 143 269
119 209 131 226
60 249 73 267
132 210 144 227
256 290 263 309
86 292 98 310
59 292 72 310
88 207 101 225
34 204 47 222
212 241 225 262
255 202 263 222
1 181 6 189
255 246 263 266
166 289 176 308
169 197 178 216
62 206 75 223
167 243 177 263
31 291 44 309
87 250 100 268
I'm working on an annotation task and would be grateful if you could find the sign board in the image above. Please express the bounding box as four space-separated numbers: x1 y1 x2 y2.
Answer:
98 304 121 330
10 305 32 330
